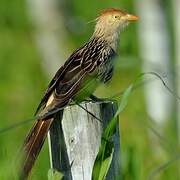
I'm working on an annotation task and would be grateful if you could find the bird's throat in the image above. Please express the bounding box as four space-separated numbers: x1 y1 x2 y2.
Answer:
93 29 120 51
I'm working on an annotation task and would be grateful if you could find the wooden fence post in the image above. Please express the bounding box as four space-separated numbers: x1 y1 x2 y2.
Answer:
48 101 120 180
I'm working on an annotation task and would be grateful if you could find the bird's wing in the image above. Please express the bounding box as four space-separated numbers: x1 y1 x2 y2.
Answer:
35 40 104 115
35 60 71 114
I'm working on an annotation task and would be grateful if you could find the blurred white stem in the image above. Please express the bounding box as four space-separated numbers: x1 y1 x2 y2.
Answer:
173 0 180 142
135 0 172 124
26 0 69 77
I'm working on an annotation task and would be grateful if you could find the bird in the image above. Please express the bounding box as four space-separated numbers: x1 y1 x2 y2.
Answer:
20 8 138 179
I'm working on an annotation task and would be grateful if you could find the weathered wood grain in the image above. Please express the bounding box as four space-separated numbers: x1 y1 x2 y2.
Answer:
48 101 120 180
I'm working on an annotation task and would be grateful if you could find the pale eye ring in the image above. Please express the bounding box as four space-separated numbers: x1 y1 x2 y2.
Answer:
114 15 119 19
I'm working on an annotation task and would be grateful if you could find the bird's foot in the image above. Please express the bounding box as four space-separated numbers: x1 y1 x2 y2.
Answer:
90 95 109 103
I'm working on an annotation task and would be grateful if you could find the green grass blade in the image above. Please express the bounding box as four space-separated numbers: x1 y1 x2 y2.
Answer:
92 84 133 179
48 169 63 180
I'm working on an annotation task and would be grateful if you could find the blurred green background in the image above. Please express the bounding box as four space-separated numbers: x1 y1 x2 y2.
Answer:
0 0 179 179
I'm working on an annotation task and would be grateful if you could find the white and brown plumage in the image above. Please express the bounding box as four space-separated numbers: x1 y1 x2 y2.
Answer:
20 8 138 179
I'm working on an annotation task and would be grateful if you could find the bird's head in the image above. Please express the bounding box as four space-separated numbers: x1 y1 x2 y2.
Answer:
93 8 139 50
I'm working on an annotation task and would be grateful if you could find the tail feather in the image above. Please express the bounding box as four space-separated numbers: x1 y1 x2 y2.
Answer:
20 118 53 179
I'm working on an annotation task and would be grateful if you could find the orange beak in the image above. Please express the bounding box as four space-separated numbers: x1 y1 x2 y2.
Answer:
125 14 139 21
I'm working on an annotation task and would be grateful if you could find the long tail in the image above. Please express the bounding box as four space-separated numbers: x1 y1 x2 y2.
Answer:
20 118 53 179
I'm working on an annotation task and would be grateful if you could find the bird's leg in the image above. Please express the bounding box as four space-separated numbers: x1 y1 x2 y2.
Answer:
90 94 109 102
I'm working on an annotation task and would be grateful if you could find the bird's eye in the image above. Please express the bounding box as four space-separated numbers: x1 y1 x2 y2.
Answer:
114 15 119 19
